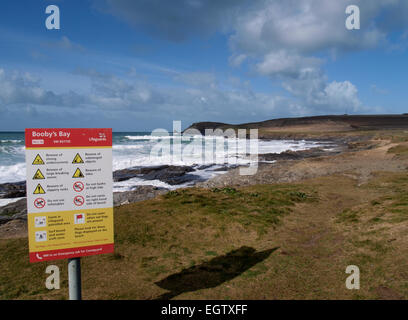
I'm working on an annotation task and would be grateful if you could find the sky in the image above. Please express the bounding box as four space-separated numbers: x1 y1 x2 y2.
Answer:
0 0 407 131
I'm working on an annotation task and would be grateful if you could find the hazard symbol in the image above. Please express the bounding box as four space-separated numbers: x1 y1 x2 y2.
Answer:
34 198 46 209
73 195 85 206
33 169 45 180
73 181 84 192
72 168 85 178
72 153 84 164
32 154 45 165
33 184 46 194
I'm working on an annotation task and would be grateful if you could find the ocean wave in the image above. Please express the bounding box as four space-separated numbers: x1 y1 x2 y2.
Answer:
0 138 331 188
0 163 26 183
125 135 170 140
113 144 144 150
0 145 25 156
0 139 23 143
124 135 251 141
110 139 325 170
0 197 25 207
113 177 177 191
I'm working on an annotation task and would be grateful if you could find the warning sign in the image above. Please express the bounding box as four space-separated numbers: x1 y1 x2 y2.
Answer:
32 154 45 165
73 181 84 192
33 169 45 180
33 184 46 194
73 195 85 206
72 153 84 164
72 168 85 178
34 198 46 209
25 128 113 263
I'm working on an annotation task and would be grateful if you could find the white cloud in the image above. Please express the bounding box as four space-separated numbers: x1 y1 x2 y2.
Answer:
256 50 322 77
173 72 217 88
0 67 296 124
98 0 408 116
43 36 86 53
0 63 385 130
229 0 394 56
0 69 57 107
228 54 247 67
228 1 396 114
97 0 247 41
371 84 389 95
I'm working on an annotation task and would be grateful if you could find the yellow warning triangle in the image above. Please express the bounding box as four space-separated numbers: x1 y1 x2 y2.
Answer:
33 169 45 180
72 168 85 178
72 153 84 164
32 154 45 165
33 184 46 194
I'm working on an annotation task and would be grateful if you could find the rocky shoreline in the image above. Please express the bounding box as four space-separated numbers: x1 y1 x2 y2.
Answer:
0 138 347 226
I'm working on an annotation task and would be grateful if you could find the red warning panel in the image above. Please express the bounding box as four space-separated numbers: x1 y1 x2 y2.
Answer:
29 244 114 263
26 128 113 263
25 128 112 148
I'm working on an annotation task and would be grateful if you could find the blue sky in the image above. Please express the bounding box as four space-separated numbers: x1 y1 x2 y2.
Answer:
0 0 407 131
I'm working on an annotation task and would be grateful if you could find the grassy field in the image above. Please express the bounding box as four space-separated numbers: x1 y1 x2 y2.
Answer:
1 162 407 299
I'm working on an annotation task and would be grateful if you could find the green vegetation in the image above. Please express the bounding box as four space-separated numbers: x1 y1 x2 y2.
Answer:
0 165 407 300
160 185 316 235
336 209 360 224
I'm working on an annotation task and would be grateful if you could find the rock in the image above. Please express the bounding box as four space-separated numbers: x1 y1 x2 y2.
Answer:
2 190 26 198
0 198 27 218
141 166 194 185
210 165 239 172
194 164 214 171
11 209 28 221
113 186 168 206
0 181 26 198
259 148 332 162
113 165 196 185
113 167 149 182
162 174 206 185
0 216 12 225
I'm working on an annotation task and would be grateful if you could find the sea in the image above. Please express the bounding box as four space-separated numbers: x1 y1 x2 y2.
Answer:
0 131 329 206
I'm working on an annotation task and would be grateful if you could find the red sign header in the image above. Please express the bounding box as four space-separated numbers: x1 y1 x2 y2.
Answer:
25 128 112 148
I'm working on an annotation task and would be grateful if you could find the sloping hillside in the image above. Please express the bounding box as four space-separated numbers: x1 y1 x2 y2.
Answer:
185 115 408 139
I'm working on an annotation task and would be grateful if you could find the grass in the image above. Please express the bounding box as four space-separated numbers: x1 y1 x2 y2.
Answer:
388 144 408 155
387 143 408 161
157 186 316 235
0 170 407 299
0 183 316 300
336 209 360 224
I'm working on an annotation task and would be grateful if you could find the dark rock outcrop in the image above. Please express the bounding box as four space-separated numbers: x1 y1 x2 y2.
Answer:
259 148 334 162
0 181 26 198
113 165 196 185
0 198 27 225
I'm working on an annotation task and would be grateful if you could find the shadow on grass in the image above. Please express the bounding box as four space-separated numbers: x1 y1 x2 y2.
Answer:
154 246 278 300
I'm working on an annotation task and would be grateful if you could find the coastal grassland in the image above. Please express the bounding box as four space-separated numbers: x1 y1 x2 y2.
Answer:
1 169 407 300
0 184 316 299
332 172 408 299
387 142 408 159
258 128 408 141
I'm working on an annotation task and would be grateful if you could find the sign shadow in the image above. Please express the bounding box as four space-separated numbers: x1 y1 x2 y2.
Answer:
154 246 279 300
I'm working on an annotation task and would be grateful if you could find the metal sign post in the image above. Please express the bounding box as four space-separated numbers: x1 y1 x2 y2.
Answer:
68 257 82 300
